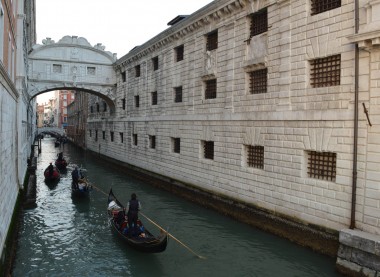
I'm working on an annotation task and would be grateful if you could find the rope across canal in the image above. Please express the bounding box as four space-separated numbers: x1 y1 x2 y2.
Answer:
90 183 206 259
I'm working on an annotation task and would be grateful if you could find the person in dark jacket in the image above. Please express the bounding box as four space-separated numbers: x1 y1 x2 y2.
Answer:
126 193 141 231
71 167 79 189
48 163 54 176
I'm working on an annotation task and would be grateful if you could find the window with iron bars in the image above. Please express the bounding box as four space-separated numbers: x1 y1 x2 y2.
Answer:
134 95 140 108
250 8 268 38
152 56 159 71
206 30 218 51
133 134 138 146
205 79 217 99
246 145 264 169
151 91 158 105
249 68 267 94
310 55 340 88
149 135 156 149
311 0 341 15
135 64 140 77
174 86 182 103
175 45 184 62
172 137 180 153
203 141 214 160
307 151 336 181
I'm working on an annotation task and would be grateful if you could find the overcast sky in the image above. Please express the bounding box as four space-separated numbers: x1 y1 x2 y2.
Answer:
36 0 213 104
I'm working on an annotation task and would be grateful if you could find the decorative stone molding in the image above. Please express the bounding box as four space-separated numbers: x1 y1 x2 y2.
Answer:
243 127 265 146
303 128 333 152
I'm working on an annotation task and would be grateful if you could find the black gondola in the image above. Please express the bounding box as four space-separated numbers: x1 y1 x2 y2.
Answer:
107 189 168 253
72 178 92 198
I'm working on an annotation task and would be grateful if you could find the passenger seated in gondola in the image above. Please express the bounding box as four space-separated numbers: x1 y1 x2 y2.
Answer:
57 152 63 161
48 163 54 176
116 209 126 229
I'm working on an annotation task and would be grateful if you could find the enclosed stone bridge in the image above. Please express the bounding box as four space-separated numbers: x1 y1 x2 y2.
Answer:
28 36 118 113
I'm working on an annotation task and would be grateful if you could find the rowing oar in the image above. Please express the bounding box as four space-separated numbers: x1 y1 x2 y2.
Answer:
139 211 206 259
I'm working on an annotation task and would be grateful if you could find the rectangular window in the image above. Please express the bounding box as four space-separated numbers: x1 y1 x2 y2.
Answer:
249 68 267 94
135 65 140 77
133 134 138 146
152 56 159 71
172 137 180 153
149 135 156 149
174 86 183 103
96 103 100 112
246 145 264 169
87 66 96 75
175 45 184 62
95 130 98 141
311 0 341 15
250 8 268 37
310 55 341 88
307 151 336 181
90 106 94 113
121 71 126 82
134 95 140 108
53 64 62 73
89 130 92 137
103 102 107 112
120 132 124 143
151 91 158 105
206 30 218 51
110 131 114 142
205 79 217 99
102 131 105 140
122 98 126 110
203 141 214 160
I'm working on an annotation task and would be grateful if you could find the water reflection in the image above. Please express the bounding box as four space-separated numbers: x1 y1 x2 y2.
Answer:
12 138 342 277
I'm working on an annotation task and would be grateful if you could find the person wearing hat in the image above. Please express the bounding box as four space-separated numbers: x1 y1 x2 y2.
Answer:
126 193 141 233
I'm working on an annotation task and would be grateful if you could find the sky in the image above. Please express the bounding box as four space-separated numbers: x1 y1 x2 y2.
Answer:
36 0 214 104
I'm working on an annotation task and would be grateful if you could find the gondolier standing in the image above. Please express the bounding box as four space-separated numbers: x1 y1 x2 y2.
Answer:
127 193 141 230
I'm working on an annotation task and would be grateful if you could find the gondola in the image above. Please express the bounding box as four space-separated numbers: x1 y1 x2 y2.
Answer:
71 178 92 198
107 189 168 253
55 159 68 170
44 164 60 182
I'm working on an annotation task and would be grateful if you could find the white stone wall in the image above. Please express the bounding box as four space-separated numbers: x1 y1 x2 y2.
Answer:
86 0 380 236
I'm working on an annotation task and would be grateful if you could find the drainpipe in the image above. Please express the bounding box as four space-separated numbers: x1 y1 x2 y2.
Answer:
350 0 359 230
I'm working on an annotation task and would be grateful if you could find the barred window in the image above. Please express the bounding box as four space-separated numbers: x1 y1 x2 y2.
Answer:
310 55 340 88
307 151 336 181
120 132 123 143
203 141 214 160
134 95 140 108
249 68 267 94
207 30 218 51
53 64 62 73
250 8 268 37
135 65 140 77
205 79 217 99
311 0 341 15
175 45 184 62
133 134 138 146
246 145 264 169
151 91 158 105
152 56 159 71
110 131 114 142
102 131 105 140
174 86 182 103
87 66 96 75
121 71 126 82
172 137 180 153
149 135 156 149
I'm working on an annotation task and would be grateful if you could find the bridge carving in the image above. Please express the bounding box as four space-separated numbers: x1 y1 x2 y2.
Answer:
28 36 118 112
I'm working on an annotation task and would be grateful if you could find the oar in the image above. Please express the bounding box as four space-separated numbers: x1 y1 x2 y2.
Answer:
139 211 206 259
89 183 206 259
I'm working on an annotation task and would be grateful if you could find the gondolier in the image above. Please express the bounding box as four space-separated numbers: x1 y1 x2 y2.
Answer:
126 193 141 230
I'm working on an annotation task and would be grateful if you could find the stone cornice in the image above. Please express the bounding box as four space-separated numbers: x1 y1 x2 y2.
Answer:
347 30 380 49
115 0 256 69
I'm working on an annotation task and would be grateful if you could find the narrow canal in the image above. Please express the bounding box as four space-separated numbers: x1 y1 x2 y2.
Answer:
12 138 343 277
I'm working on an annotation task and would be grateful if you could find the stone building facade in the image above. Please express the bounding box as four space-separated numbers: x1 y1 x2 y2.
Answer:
0 0 36 265
67 91 88 148
84 0 380 274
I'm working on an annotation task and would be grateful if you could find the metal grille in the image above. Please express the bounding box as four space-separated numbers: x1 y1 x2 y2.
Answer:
176 45 184 62
311 0 341 15
149 136 156 149
246 145 264 169
110 132 114 142
250 68 267 94
175 86 182 103
152 57 159 70
173 138 180 153
120 132 123 143
133 134 138 146
134 96 139 108
307 151 336 181
151 91 157 105
310 55 340 88
250 9 268 37
135 65 140 77
205 79 217 99
207 31 218 51
203 141 214 160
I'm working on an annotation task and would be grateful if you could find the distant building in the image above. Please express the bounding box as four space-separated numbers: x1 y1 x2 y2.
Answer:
67 91 88 149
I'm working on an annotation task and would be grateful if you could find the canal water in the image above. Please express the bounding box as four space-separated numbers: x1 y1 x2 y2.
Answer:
12 138 343 277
